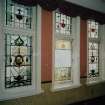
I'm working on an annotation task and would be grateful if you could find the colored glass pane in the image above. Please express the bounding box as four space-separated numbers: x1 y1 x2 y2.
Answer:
6 0 32 29
55 12 72 35
55 40 72 82
88 20 99 78
5 33 32 88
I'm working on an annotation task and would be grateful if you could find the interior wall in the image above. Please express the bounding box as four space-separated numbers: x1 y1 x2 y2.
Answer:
80 19 87 77
0 9 105 105
41 9 52 82
41 10 88 81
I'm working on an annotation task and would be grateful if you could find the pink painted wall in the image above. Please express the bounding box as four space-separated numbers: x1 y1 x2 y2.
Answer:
41 9 53 82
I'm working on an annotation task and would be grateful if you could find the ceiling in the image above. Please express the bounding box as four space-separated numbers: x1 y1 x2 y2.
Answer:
66 0 105 13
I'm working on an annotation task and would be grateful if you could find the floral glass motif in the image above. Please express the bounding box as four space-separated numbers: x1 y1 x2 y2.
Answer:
5 33 32 88
5 0 32 29
55 40 72 82
88 20 99 78
55 12 72 35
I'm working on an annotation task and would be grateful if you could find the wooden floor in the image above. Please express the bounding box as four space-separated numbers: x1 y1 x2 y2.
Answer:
69 95 105 105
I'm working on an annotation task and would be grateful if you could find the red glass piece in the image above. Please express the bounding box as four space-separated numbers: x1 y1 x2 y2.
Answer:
60 19 65 28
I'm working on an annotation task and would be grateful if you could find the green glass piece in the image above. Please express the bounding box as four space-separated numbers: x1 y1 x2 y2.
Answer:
10 57 12 63
26 56 28 62
91 69 95 75
14 36 24 46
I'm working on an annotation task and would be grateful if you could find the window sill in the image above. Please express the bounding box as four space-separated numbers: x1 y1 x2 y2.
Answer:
0 88 43 101
51 83 81 92
86 79 105 86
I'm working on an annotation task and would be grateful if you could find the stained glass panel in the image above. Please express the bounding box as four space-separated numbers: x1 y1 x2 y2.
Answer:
55 12 72 35
5 33 32 88
5 0 32 29
55 40 72 82
88 20 99 78
88 20 98 38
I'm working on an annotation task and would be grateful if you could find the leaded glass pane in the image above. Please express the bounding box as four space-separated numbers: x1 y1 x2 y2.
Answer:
88 20 99 78
5 0 32 29
5 33 32 88
55 40 72 82
88 20 98 38
55 12 72 35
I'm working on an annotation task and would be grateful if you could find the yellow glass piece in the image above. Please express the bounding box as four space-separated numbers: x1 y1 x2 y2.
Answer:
56 40 71 49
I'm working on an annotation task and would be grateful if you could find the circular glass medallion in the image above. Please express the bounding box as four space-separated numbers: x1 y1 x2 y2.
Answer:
15 55 24 66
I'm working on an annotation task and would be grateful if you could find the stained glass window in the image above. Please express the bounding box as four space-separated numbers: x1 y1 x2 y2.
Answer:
87 20 99 79
55 12 72 35
53 11 80 90
55 40 72 82
54 11 73 84
5 33 32 88
5 0 32 29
